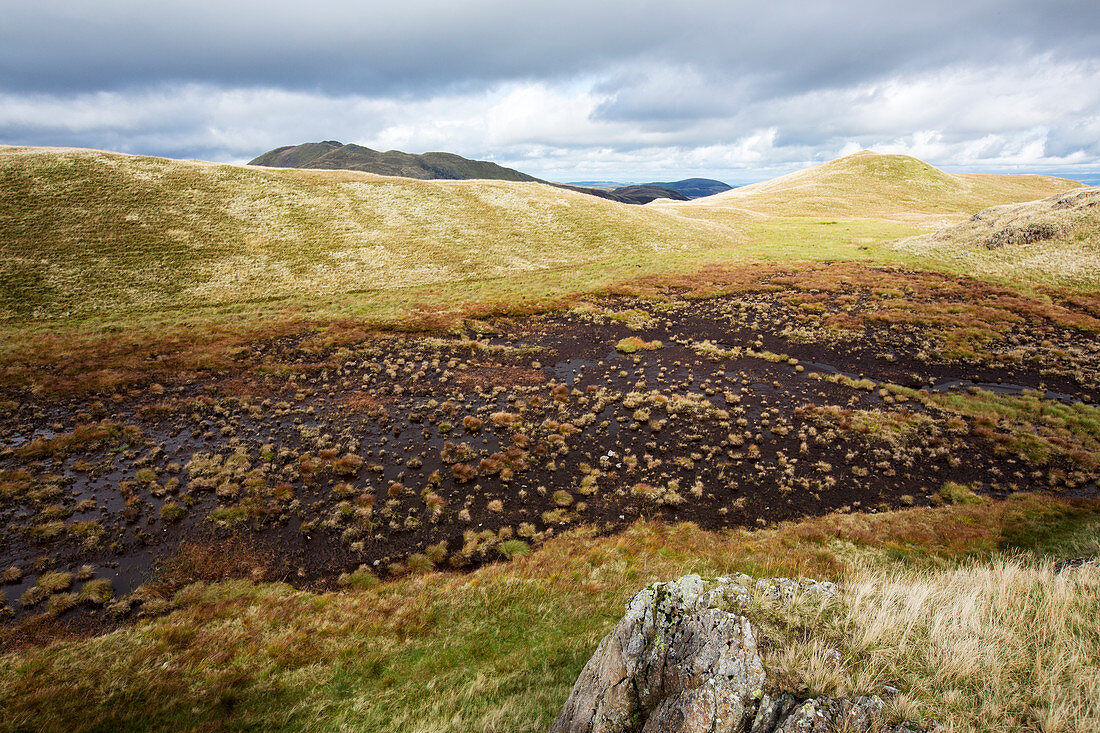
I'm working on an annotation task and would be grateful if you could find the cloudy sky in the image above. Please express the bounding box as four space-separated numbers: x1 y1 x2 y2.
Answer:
2 1 1099 182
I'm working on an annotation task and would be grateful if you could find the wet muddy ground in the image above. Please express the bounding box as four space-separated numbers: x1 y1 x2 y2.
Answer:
2 291 1098 627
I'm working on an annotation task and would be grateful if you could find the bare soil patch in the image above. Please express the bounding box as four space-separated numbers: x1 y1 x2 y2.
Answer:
2 279 1097 639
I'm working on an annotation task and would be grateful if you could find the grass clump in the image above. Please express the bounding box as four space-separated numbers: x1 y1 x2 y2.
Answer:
336 565 379 590
36 571 74 593
764 560 1100 732
936 481 985 506
615 337 663 354
498 539 532 560
78 579 114 605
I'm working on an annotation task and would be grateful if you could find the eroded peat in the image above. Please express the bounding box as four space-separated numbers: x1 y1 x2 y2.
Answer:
2 276 1098 632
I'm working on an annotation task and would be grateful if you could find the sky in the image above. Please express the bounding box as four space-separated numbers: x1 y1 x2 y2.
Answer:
2 1 1099 183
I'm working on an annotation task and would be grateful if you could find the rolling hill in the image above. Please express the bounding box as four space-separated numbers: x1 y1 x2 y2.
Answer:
1 145 1090 327
893 186 1100 285
0 145 733 322
657 151 1081 224
249 141 539 182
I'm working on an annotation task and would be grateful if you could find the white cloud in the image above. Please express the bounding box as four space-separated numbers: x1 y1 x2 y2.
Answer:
2 52 1099 182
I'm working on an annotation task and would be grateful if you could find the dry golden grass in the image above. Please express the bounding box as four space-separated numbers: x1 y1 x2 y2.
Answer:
893 187 1100 287
768 561 1100 732
655 150 1080 225
0 145 737 322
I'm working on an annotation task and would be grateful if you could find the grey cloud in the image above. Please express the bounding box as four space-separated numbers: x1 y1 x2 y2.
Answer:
3 0 1098 97
1 1 1099 179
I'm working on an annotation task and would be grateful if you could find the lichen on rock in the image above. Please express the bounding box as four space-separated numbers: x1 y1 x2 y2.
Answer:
551 574 765 733
552 574 927 733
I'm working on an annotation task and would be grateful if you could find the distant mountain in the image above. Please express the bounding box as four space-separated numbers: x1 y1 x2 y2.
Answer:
250 142 713 205
565 180 630 188
554 183 688 205
647 178 733 198
561 178 732 203
249 141 538 182
604 184 690 205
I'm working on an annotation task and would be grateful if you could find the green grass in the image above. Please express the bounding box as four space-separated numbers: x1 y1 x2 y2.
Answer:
917 388 1100 469
737 216 923 261
1 497 1097 732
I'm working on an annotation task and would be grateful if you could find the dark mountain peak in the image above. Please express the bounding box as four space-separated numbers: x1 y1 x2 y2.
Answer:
249 141 724 205
609 185 690 204
248 142 539 183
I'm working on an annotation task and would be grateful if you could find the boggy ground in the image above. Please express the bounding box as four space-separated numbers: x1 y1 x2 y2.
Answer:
2 266 1099 632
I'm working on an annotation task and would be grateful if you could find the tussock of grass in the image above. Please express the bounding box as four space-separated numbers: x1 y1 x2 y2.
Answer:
614 336 663 353
766 561 1100 732
1 496 1096 731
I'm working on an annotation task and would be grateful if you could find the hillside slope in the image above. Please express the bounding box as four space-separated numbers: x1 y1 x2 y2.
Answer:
0 145 733 322
656 151 1080 223
893 186 1100 285
249 141 539 182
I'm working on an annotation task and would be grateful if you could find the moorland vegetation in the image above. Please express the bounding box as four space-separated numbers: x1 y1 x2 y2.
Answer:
0 143 1097 731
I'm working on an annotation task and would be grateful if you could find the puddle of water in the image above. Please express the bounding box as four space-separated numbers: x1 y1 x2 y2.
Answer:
930 380 1079 404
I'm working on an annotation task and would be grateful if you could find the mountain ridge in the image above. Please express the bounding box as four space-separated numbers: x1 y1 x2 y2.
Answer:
250 141 726 204
249 141 539 183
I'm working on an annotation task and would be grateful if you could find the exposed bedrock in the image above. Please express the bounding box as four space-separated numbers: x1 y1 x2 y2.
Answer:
551 574 929 733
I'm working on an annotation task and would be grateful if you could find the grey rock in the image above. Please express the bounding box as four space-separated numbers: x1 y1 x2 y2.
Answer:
749 693 798 732
553 574 925 733
550 574 765 733
1053 557 1098 573
754 576 838 601
772 696 883 733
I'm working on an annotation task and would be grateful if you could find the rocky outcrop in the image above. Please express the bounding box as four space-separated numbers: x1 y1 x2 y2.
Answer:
551 574 765 733
750 693 925 733
551 574 926 733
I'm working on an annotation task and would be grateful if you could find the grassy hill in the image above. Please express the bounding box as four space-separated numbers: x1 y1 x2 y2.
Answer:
658 151 1080 224
0 145 735 323
0 145 1089 335
249 141 539 182
893 187 1100 286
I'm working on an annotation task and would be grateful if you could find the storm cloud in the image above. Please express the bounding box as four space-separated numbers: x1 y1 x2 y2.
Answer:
2 0 1098 181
